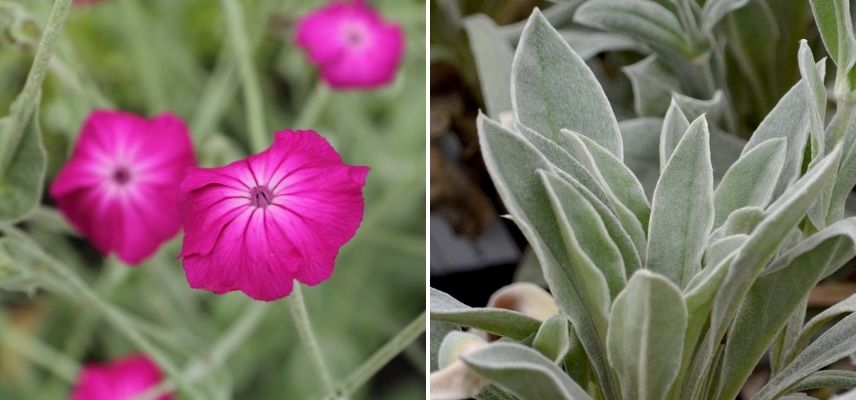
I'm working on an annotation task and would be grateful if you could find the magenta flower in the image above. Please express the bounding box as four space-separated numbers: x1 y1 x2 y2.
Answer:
295 0 405 89
49 110 196 265
71 354 172 400
178 130 369 301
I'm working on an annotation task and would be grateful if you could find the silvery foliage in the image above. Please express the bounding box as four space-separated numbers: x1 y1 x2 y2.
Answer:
431 1 856 399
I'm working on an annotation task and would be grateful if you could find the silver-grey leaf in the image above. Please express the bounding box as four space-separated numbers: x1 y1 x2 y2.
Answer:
647 116 714 286
607 270 687 400
713 138 787 227
512 9 623 159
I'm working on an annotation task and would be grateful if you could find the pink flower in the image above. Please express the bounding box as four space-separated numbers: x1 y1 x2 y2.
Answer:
71 354 172 400
295 0 405 89
178 130 369 301
49 110 196 265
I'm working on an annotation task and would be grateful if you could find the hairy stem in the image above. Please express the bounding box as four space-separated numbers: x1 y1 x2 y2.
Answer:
220 0 267 152
295 83 332 128
289 284 337 395
338 311 426 396
0 0 71 174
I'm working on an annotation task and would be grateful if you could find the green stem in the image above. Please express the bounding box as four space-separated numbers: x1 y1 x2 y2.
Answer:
0 0 71 175
135 302 269 400
0 314 80 383
289 284 337 395
4 228 206 400
120 0 168 113
337 311 426 397
220 0 267 152
295 83 332 128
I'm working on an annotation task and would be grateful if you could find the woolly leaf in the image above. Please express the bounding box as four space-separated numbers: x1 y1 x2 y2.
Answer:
647 116 714 286
477 114 619 398
702 0 751 31
607 270 687 400
533 314 572 363
513 9 623 159
575 0 691 55
465 15 514 119
713 138 787 227
540 170 626 298
755 312 856 400
430 288 541 340
717 218 856 400
0 114 46 223
463 343 593 400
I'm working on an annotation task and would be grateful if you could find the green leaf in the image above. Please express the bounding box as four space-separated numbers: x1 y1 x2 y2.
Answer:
710 206 765 241
559 28 645 60
809 0 856 70
725 0 779 113
513 9 623 159
517 123 647 265
0 238 40 294
540 170 625 298
607 270 687 400
716 218 856 400
660 99 690 171
791 370 856 392
688 146 844 396
575 0 691 55
0 115 47 223
463 343 593 400
477 114 619 398
465 15 514 119
623 55 684 117
561 129 651 229
438 331 487 369
550 170 644 276
755 312 856 400
713 138 787 227
828 108 856 224
431 321 459 372
791 293 856 362
672 91 726 124
798 40 827 159
741 61 826 197
647 116 714 286
704 234 748 269
430 288 542 341
533 314 572 363
701 0 751 31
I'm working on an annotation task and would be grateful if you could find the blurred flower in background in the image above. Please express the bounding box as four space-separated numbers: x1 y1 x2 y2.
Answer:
71 353 171 400
49 110 196 265
296 0 405 89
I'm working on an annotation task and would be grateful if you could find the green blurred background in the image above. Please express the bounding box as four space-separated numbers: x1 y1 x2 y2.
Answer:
0 0 426 398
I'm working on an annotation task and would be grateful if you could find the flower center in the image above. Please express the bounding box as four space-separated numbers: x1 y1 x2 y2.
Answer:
341 22 369 50
112 167 132 185
249 185 275 208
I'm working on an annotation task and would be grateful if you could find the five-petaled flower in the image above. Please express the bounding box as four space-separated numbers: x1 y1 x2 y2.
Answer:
49 110 196 265
296 0 405 89
178 130 369 301
71 354 172 400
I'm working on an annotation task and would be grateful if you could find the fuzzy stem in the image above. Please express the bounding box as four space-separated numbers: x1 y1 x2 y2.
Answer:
3 227 207 400
220 0 267 152
337 311 426 397
120 0 167 113
136 302 270 400
0 0 71 175
0 314 80 383
295 83 332 128
289 284 337 395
